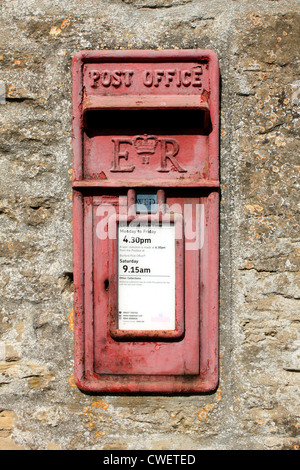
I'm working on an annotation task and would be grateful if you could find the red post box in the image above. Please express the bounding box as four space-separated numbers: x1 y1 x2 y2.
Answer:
72 49 219 393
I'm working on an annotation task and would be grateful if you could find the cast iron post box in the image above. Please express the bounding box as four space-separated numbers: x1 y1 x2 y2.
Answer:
72 49 219 393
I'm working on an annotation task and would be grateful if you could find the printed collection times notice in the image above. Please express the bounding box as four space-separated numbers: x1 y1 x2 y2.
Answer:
118 224 176 331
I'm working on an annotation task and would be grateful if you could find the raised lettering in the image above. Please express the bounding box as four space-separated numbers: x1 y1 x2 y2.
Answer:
158 139 187 173
143 70 153 87
123 70 134 87
176 69 181 87
153 70 164 87
110 139 135 172
88 67 204 88
165 69 176 87
192 67 203 87
182 70 191 87
110 136 187 173
111 71 122 87
101 71 111 87
87 70 134 88
89 70 100 87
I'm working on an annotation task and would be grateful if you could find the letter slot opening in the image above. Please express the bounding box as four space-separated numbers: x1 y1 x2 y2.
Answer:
84 109 211 135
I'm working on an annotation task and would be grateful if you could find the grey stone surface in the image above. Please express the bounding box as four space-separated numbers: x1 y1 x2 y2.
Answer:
0 0 299 450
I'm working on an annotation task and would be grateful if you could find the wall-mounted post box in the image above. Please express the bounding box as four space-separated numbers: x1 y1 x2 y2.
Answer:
72 49 219 393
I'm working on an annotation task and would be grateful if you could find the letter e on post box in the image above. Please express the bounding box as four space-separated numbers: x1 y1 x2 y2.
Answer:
72 50 220 393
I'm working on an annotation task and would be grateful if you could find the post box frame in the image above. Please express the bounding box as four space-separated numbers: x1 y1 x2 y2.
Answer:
72 49 219 393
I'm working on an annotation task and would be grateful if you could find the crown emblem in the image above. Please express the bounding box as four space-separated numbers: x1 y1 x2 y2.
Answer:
133 135 158 154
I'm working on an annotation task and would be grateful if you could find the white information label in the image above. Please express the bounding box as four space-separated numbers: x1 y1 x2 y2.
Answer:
118 224 176 331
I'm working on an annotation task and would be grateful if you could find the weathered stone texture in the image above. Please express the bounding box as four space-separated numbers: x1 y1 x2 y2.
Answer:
0 0 299 450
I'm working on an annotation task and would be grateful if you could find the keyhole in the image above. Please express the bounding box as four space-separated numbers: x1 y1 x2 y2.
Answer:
104 279 109 291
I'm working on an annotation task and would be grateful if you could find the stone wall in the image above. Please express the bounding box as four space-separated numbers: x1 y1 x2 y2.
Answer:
0 0 299 450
